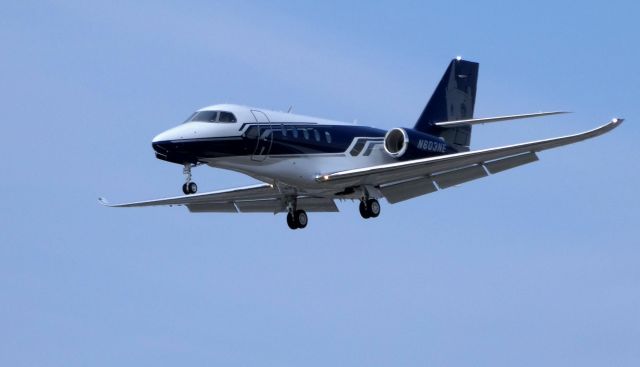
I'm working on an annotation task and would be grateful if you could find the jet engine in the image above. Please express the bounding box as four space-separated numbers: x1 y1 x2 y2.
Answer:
383 128 449 160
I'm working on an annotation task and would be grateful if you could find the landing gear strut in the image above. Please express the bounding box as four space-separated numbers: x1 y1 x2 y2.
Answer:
285 198 308 230
182 163 198 195
359 198 380 219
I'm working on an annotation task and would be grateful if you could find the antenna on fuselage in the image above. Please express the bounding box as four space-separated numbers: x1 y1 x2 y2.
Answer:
287 105 293 113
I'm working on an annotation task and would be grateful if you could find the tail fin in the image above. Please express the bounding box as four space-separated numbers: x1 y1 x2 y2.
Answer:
414 58 479 151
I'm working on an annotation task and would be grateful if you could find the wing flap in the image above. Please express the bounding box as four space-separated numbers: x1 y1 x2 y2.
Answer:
433 164 488 189
379 152 541 203
484 152 539 174
299 197 340 212
233 197 338 213
380 177 438 204
235 199 282 213
187 202 238 213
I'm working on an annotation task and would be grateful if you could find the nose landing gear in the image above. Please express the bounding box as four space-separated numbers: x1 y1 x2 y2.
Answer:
182 163 198 195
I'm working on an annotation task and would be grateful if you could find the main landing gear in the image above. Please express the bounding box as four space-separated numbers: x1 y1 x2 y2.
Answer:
286 209 308 230
182 163 198 195
359 198 381 219
285 197 308 230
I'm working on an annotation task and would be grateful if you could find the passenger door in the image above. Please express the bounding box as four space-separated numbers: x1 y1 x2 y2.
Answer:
250 110 273 162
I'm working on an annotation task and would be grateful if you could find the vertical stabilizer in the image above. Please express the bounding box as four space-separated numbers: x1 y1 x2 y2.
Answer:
414 58 479 151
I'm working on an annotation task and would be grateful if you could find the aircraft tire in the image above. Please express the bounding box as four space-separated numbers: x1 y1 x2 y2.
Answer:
367 199 380 218
359 201 370 219
287 212 297 230
295 210 308 229
182 183 189 195
188 182 198 194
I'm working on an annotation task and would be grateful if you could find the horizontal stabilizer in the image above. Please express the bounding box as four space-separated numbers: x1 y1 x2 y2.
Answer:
433 111 569 128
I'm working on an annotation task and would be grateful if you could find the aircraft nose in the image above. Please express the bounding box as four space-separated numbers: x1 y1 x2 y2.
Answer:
152 129 177 155
150 125 200 165
152 129 173 143
152 124 192 143
152 139 169 155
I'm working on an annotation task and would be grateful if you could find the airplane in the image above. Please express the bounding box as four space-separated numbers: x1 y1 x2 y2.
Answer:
100 58 623 229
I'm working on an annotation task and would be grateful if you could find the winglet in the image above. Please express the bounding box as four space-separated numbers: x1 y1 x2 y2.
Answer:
98 197 111 206
605 117 624 131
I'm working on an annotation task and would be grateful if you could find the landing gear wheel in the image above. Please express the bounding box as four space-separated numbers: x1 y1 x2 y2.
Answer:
359 201 370 219
182 182 198 195
359 199 380 219
295 210 308 229
187 182 197 194
286 210 308 229
287 212 297 230
367 199 380 218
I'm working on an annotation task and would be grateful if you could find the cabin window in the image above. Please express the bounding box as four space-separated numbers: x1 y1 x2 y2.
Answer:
218 111 237 123
244 126 259 139
291 127 299 138
302 129 309 140
325 131 332 143
313 129 320 142
261 129 272 140
281 125 287 137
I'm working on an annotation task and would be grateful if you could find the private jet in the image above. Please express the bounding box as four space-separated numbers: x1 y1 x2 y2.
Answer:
100 58 623 229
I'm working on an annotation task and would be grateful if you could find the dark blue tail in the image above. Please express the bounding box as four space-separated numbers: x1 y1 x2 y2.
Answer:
414 58 479 151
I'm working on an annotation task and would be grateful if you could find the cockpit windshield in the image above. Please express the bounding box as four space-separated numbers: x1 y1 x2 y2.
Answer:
219 111 236 122
182 112 196 123
184 110 237 123
192 111 218 122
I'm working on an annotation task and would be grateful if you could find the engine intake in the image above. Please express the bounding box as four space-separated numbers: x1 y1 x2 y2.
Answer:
384 128 409 158
383 127 449 160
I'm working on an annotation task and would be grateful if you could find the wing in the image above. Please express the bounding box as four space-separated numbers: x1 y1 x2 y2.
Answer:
317 118 623 203
99 183 338 213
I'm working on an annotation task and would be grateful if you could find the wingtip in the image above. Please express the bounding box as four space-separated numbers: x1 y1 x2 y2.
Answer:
98 197 110 206
612 117 624 124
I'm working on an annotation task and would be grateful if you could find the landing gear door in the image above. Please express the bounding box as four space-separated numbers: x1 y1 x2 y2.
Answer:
250 110 273 162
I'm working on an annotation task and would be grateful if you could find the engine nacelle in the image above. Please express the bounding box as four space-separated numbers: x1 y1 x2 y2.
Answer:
383 128 449 160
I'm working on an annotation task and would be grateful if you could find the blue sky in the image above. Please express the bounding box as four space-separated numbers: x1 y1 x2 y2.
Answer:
1 1 639 366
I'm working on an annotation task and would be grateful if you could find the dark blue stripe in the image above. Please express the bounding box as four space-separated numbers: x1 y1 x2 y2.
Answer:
152 124 452 163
